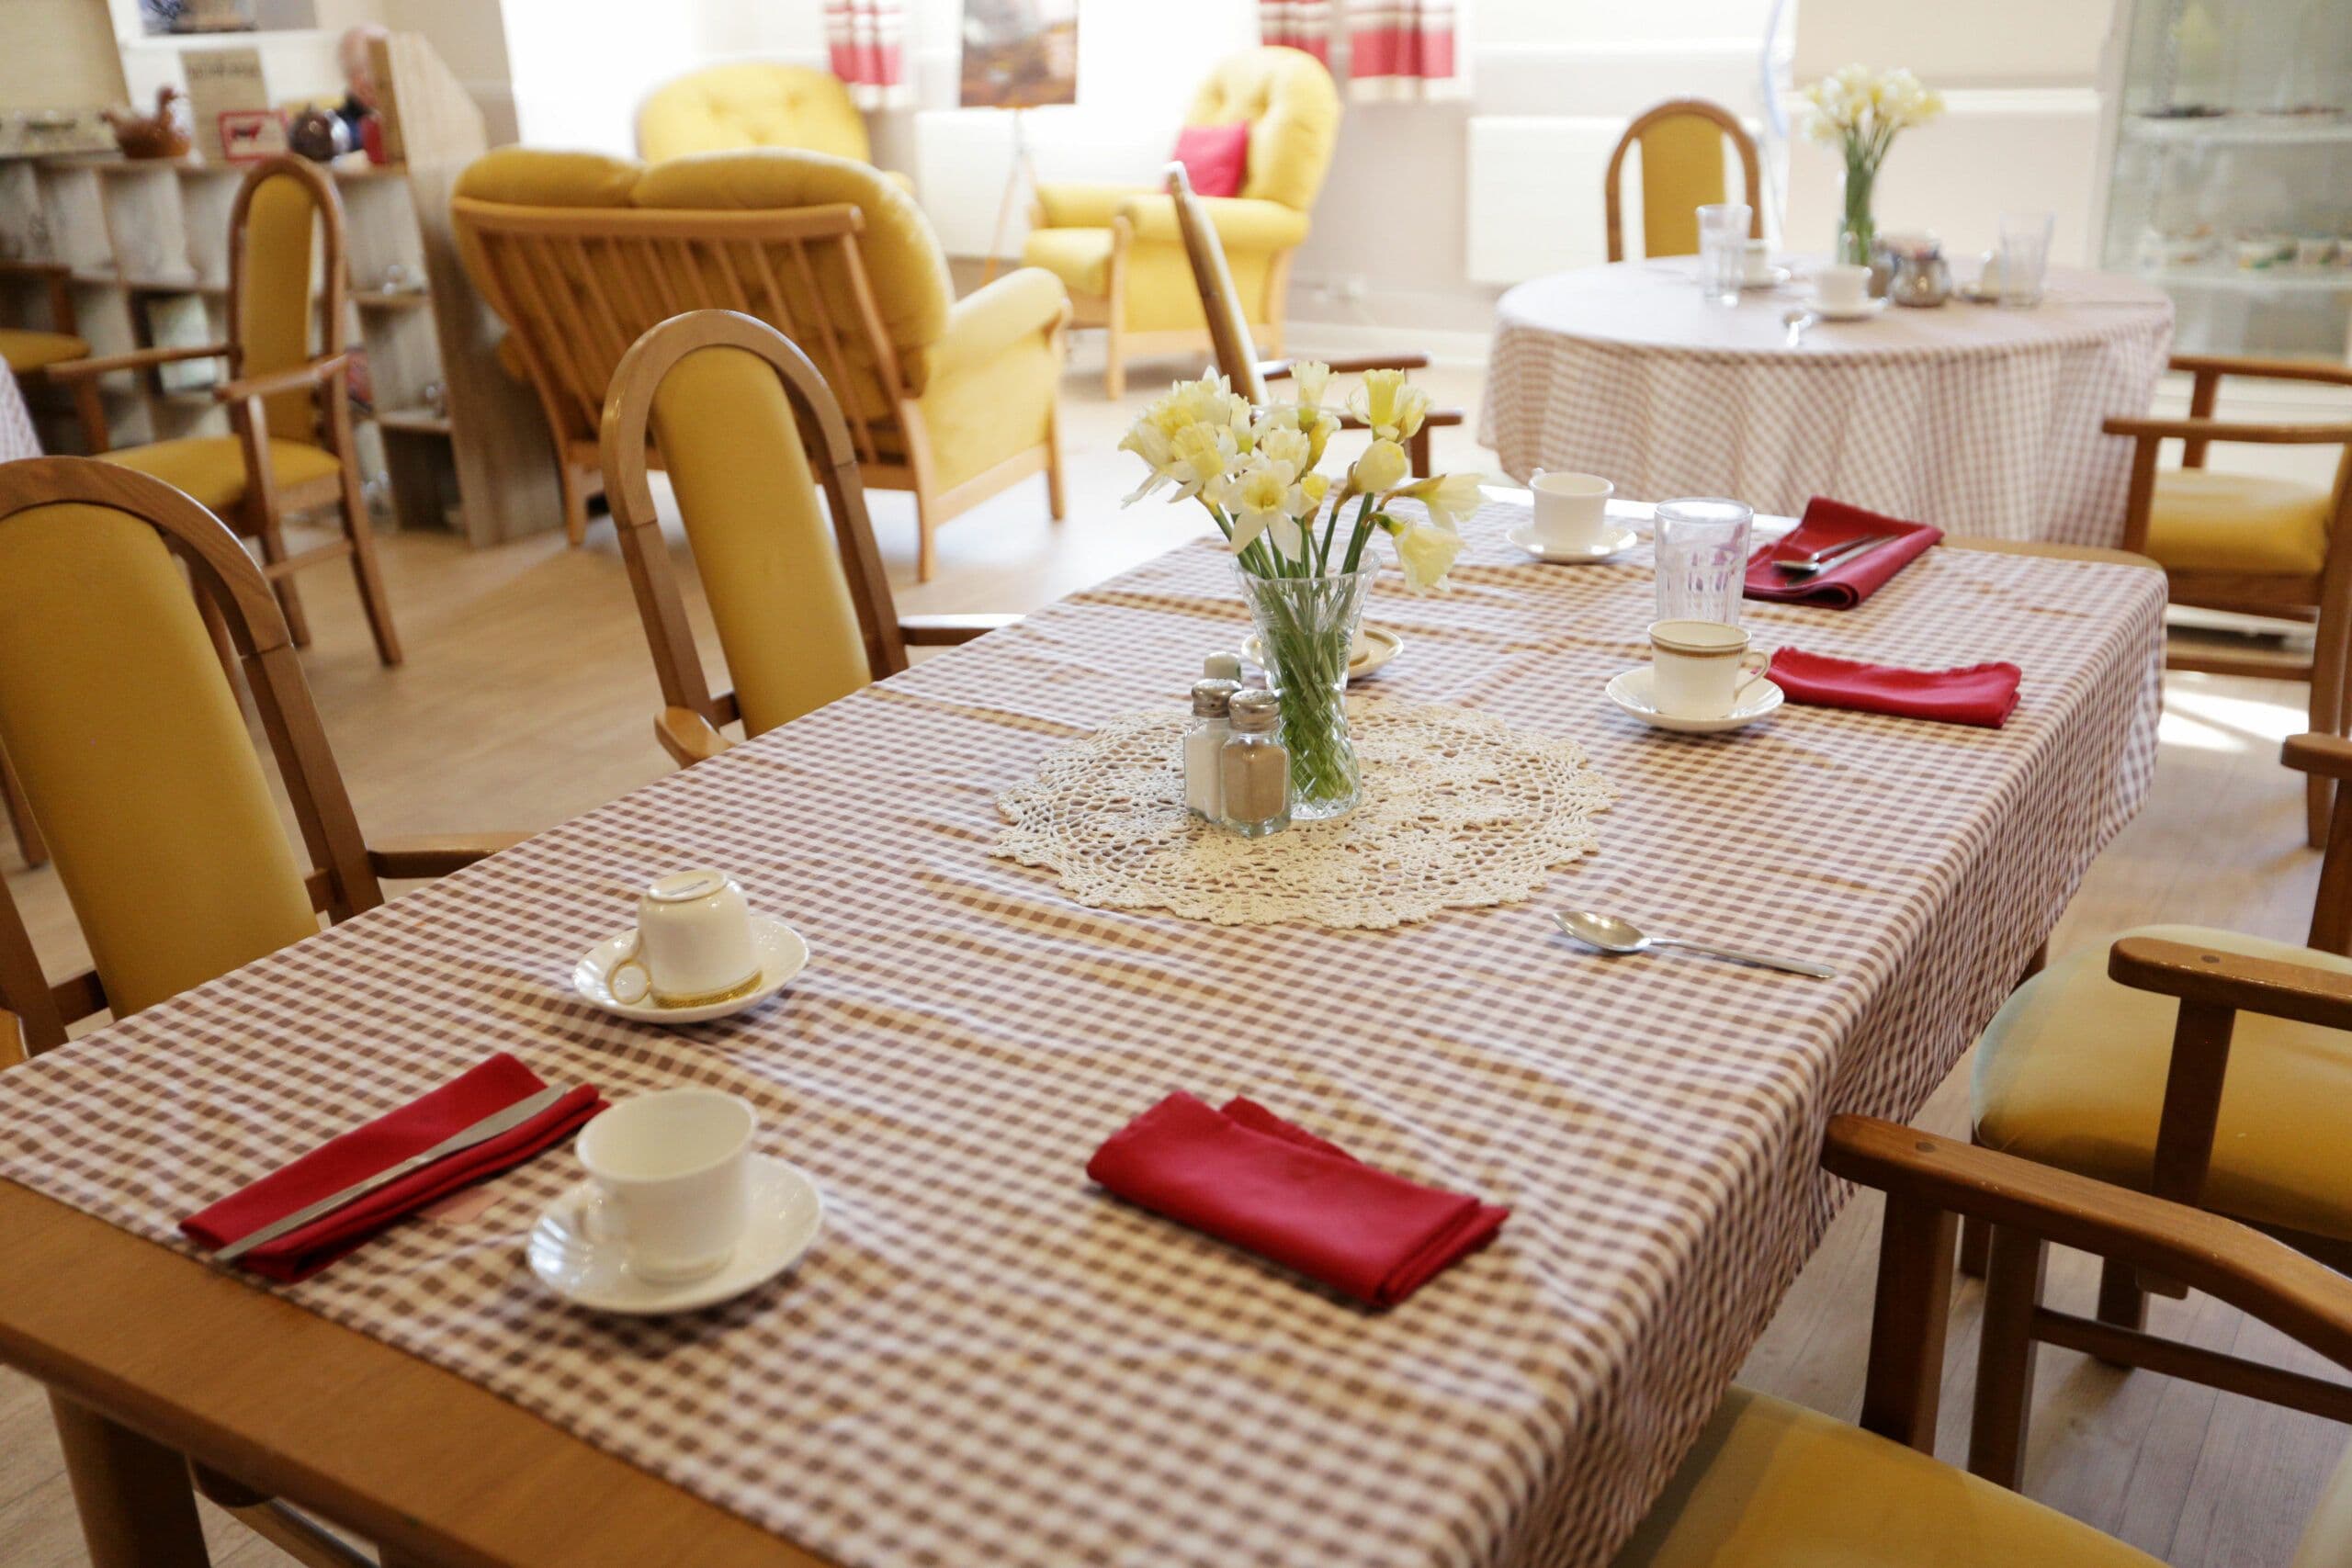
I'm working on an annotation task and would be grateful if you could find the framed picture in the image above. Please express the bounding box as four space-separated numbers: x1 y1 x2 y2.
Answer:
959 0 1078 109
218 109 288 164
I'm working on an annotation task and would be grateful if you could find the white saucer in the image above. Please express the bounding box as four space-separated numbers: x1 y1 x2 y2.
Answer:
529 1155 822 1314
571 915 808 1024
1240 625 1402 682
1741 265 1793 289
1606 666 1784 734
1506 523 1640 564
1802 294 1887 321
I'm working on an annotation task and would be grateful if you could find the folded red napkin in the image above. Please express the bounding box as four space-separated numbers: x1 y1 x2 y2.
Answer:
1746 497 1943 609
1087 1091 1509 1307
183 1054 603 1282
1771 648 2023 728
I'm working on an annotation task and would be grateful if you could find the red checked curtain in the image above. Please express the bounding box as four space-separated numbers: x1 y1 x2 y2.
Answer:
1258 0 1465 100
825 0 912 109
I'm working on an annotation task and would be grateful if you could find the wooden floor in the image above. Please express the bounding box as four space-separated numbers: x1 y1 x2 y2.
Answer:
4 353 2346 1565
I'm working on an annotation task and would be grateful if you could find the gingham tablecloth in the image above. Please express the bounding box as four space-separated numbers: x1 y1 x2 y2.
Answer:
1480 263 2174 549
0 507 2165 1568
0 365 39 462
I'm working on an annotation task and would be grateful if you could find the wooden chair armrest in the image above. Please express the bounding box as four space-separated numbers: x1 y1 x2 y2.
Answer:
2169 353 2352 390
213 353 348 405
43 343 231 384
366 833 531 881
1260 352 1431 381
0 260 72 280
2102 414 2352 446
2284 733 2352 782
2109 935 2352 1032
899 614 1017 647
1824 1115 2352 1370
655 707 732 768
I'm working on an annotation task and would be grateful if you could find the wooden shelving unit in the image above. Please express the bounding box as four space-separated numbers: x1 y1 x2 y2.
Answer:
0 34 562 546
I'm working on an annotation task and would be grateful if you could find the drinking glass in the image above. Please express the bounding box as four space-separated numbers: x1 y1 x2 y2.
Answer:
1654 497 1755 625
1696 203 1751 306
1997 210 2054 308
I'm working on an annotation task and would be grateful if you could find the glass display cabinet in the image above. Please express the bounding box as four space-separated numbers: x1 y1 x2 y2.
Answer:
2093 0 2352 357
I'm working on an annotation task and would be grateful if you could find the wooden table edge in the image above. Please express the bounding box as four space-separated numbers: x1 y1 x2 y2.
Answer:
0 1181 831 1568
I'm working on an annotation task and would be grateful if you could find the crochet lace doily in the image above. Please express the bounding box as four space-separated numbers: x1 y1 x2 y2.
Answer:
992 698 1614 929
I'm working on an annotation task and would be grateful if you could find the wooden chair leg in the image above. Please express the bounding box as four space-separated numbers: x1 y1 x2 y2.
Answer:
50 1394 212 1568
1103 310 1125 400
68 377 109 454
1408 425 1432 479
914 486 937 584
2093 1256 2149 1365
560 462 590 547
251 517 311 648
1 740 46 869
338 475 404 668
1959 1213 1993 1279
1859 1190 1957 1452
1044 407 1067 523
1967 1225 2048 1488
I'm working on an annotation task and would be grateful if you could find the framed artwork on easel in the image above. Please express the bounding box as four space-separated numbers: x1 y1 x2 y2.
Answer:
961 0 1078 276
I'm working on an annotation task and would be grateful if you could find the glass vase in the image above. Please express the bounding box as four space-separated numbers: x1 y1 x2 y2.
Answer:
1835 160 1877 267
1234 565 1372 820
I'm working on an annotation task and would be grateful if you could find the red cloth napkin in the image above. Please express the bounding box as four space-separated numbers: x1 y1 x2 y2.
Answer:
183 1054 603 1282
1771 648 2023 728
1746 497 1944 609
1087 1091 1509 1307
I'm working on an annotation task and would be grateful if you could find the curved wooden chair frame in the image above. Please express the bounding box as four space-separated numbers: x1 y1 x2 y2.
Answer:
1163 164 1462 478
1603 98 1763 264
597 310 1005 769
42 156 401 666
0 457 510 1064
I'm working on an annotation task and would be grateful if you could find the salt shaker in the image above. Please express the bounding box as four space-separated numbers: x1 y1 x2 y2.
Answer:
1184 677 1241 819
1219 690 1291 837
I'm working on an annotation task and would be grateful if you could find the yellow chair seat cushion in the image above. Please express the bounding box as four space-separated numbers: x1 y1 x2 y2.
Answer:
0 328 90 373
1613 1387 2161 1566
1020 226 1114 301
102 437 343 513
2143 468 2335 577
1973 924 2352 1243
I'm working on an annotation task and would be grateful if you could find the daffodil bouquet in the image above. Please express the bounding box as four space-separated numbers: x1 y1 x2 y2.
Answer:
1802 64 1944 265
1121 363 1485 819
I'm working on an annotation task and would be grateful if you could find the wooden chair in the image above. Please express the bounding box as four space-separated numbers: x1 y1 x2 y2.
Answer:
1935 729 2352 1492
2107 355 2352 846
0 260 107 451
598 310 1012 769
1615 1114 2352 1566
453 148 1068 579
1164 164 1463 478
42 156 402 667
0 457 514 1066
1603 98 1762 263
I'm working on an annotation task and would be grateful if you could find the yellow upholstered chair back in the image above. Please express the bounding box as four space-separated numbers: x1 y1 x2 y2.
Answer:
1604 98 1763 262
637 63 873 164
599 310 910 746
454 148 950 457
231 157 342 443
1183 47 1341 213
0 460 379 1041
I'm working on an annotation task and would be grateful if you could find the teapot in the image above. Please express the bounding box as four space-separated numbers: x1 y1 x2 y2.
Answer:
1881 234 1952 308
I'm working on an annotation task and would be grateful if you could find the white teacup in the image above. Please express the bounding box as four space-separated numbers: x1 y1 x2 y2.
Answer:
1530 470 1613 550
1741 238 1775 283
579 1089 755 1283
1815 263 1871 311
607 868 759 1010
1649 619 1772 719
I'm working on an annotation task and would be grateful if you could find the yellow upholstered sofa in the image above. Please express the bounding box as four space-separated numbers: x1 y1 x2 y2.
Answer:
1022 46 1340 398
636 62 912 193
452 147 1068 578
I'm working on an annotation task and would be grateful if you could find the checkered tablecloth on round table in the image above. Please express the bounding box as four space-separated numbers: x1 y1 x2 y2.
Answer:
0 365 40 462
1480 263 2174 549
0 507 2165 1568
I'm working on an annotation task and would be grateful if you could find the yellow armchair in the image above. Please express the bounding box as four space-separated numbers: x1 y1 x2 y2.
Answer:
1022 46 1340 397
453 146 1068 578
636 62 913 193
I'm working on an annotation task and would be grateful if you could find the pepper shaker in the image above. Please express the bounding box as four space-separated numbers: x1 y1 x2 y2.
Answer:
1219 690 1291 837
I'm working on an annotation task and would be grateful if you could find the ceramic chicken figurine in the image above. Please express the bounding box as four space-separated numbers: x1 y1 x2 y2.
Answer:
104 86 193 161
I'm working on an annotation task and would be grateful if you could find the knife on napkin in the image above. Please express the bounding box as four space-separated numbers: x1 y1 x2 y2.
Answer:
215 1085 568 1263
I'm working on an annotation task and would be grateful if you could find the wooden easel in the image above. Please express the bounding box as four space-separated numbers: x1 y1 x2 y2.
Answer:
979 104 1040 286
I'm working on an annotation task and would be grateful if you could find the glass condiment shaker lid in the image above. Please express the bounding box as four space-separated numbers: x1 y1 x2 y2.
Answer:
1228 689 1280 734
1192 677 1241 718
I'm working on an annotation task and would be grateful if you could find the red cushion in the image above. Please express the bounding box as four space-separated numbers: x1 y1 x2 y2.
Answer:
1172 121 1251 198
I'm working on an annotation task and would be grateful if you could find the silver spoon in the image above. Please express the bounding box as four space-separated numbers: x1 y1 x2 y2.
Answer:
1781 308 1815 348
1551 909 1835 978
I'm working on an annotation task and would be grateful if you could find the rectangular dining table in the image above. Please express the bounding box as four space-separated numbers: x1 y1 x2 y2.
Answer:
0 503 2166 1568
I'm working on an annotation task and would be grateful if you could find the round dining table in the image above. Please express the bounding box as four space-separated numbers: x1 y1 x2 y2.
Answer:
1480 261 2175 547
